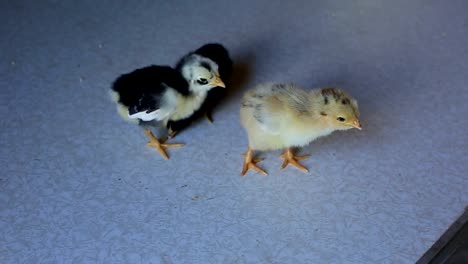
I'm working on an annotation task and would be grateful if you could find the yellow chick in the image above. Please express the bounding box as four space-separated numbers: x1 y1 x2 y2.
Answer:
240 83 361 176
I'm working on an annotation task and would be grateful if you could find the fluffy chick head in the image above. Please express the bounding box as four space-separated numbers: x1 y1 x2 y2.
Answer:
316 88 361 130
180 55 225 93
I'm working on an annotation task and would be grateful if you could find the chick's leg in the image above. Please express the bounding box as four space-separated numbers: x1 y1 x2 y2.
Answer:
280 148 309 173
205 111 214 124
167 128 178 139
241 147 268 176
144 129 184 160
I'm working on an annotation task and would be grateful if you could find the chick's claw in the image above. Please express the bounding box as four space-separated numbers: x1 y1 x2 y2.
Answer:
144 129 184 160
241 160 268 176
241 147 268 176
279 148 309 173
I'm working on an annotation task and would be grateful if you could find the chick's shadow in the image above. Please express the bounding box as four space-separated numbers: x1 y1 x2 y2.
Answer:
164 54 255 142
213 53 254 112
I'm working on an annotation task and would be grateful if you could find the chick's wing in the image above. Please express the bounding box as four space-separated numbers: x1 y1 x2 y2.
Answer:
244 83 312 135
242 92 288 135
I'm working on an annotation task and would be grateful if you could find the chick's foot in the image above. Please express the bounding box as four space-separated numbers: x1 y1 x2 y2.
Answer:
280 148 309 173
144 129 184 160
241 147 268 176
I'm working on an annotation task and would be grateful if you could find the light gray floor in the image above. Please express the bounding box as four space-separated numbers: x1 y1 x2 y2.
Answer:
1 0 467 263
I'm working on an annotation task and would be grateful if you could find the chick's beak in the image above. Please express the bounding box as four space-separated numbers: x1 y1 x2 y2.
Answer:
350 119 362 130
210 75 226 88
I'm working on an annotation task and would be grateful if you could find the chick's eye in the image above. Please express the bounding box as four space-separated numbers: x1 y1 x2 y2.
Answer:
337 117 346 122
197 78 208 85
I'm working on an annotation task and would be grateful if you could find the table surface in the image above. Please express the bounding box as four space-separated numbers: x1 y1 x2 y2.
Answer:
1 0 467 263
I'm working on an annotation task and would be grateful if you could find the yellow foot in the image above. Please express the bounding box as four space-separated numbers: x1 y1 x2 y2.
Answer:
144 129 184 160
241 147 268 176
279 148 310 173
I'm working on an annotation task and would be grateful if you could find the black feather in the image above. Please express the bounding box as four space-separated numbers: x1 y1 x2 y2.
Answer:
166 117 193 132
111 65 189 116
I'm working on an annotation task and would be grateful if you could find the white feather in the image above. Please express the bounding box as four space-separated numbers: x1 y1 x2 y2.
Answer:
128 110 164 121
164 88 207 121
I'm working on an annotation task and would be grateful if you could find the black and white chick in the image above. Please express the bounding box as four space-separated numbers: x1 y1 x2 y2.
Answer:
168 43 233 134
110 64 223 160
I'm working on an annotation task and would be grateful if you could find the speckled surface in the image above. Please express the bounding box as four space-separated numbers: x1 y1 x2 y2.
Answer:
1 0 467 263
